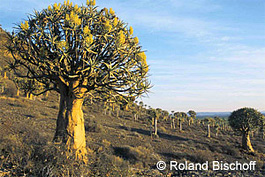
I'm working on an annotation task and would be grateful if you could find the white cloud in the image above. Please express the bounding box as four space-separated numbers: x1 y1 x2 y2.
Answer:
168 0 221 12
96 0 226 42
211 46 265 67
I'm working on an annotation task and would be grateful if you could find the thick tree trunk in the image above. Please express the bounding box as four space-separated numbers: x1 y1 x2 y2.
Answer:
242 132 254 152
53 89 88 163
207 124 211 138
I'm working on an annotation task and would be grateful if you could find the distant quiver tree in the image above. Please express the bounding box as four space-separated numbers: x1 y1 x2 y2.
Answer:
228 108 264 152
187 110 196 126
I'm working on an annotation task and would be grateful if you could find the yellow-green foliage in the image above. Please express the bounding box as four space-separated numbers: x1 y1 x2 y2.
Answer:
7 0 150 101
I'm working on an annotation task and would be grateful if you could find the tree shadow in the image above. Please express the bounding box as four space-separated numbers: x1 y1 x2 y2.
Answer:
130 127 190 142
8 103 22 107
117 125 131 131
24 114 35 118
161 152 192 160
158 131 190 141
131 127 150 136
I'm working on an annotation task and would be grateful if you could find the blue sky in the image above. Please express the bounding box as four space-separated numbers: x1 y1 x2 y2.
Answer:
1 0 265 112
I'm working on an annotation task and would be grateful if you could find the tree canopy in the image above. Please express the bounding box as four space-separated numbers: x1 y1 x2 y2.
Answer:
188 110 196 118
7 0 150 100
229 107 264 134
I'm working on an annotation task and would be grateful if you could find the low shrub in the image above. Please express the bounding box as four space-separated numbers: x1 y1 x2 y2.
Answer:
90 153 130 176
85 118 103 133
189 150 215 164
222 146 241 157
159 126 167 133
113 145 160 168
2 81 17 97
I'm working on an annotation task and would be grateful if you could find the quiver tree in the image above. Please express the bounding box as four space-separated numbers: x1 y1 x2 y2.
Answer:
181 112 188 129
103 101 112 116
260 120 265 139
161 110 169 121
12 77 44 98
12 77 25 97
109 95 126 117
187 110 196 126
228 108 264 152
1 66 10 79
149 108 161 137
213 116 222 136
132 102 140 121
214 116 222 126
174 112 181 130
203 117 214 138
101 91 123 116
113 101 121 117
170 111 175 129
123 96 135 111
7 1 150 163
139 101 144 116
220 119 228 131
174 112 186 131
214 124 220 137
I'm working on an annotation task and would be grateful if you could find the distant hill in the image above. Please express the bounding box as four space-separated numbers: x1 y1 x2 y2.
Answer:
196 112 230 119
197 111 265 119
